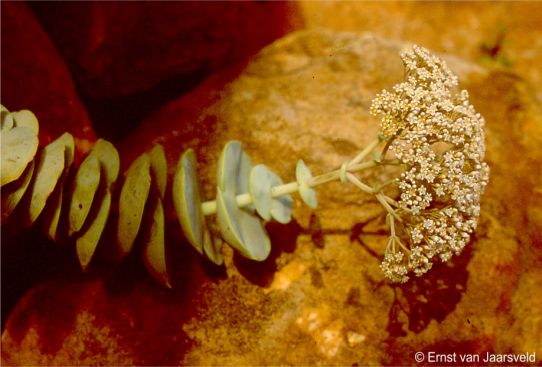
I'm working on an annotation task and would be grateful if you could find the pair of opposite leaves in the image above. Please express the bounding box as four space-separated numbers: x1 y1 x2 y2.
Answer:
173 140 319 268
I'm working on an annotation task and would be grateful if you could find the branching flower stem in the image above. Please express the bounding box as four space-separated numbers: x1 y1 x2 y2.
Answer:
201 137 396 216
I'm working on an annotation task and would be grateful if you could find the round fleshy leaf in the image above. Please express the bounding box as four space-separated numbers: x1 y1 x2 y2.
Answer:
142 195 171 288
57 132 75 169
92 139 120 186
174 149 222 263
41 133 74 238
299 185 317 209
117 153 151 257
1 105 14 131
69 155 101 235
1 160 34 221
216 141 270 261
26 134 70 224
12 109 39 134
149 144 167 198
296 159 318 209
1 126 38 187
296 159 312 182
173 149 204 254
249 164 272 221
237 149 252 209
73 140 118 267
76 189 112 272
41 181 64 240
203 229 223 265
216 189 270 261
269 171 293 224
217 140 254 213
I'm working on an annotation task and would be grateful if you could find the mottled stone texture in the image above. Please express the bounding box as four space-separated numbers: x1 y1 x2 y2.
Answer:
0 2 95 149
2 30 542 365
300 2 542 102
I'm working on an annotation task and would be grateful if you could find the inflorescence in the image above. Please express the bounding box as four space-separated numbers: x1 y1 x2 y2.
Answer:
370 45 489 282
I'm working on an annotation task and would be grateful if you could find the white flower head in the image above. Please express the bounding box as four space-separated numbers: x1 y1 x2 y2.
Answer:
370 45 489 282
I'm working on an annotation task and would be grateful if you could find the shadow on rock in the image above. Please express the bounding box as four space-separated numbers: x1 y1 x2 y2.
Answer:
233 219 302 287
385 242 472 337
350 214 472 336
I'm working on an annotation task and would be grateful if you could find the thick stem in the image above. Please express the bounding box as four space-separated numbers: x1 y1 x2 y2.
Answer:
201 138 400 220
201 161 380 216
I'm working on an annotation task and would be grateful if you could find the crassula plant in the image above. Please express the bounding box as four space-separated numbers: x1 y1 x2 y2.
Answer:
0 45 489 287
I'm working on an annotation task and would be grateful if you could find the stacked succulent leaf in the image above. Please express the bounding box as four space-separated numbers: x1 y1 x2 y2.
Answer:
1 105 120 275
1 105 318 287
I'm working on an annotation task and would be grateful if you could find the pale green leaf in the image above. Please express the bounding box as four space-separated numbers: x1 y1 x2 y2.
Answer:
142 195 171 288
216 189 270 261
93 139 120 186
216 141 270 261
26 134 67 224
1 160 34 220
12 110 39 134
69 155 101 235
149 144 167 198
76 189 112 271
249 164 272 221
1 105 14 132
41 181 64 240
117 153 151 257
269 171 293 224
1 126 38 186
296 159 318 208
173 149 204 254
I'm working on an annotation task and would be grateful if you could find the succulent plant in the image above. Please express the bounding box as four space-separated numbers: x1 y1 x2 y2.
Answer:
0 45 489 286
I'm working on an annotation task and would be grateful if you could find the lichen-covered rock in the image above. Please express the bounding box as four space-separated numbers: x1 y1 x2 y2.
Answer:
2 30 541 366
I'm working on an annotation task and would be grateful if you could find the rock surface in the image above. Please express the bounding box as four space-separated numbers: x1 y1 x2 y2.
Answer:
2 30 542 365
0 2 95 149
300 2 542 102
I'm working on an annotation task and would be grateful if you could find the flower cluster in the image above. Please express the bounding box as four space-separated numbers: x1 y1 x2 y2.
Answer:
370 45 490 283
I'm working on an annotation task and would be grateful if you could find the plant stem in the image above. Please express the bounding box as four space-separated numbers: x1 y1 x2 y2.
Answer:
201 138 389 216
202 161 374 216
350 138 381 165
